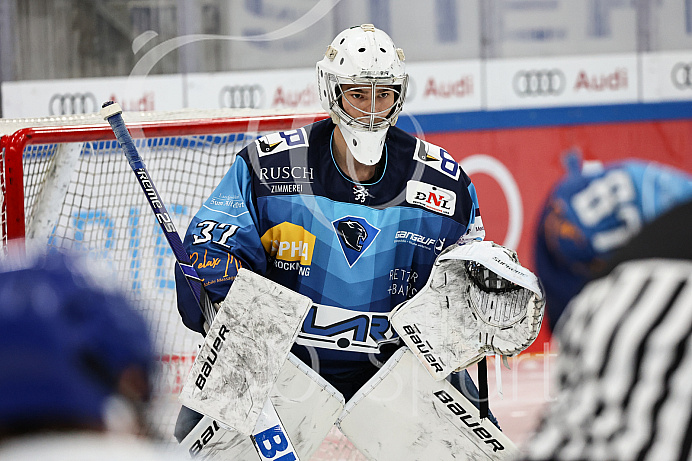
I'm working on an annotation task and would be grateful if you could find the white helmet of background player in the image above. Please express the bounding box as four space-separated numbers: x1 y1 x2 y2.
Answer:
316 24 408 165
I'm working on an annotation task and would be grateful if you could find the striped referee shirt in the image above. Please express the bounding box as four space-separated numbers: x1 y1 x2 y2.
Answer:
522 258 692 460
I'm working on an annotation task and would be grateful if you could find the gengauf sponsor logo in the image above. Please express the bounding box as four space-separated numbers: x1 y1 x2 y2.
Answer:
394 230 445 254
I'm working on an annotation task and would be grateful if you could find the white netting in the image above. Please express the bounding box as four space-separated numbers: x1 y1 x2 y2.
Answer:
18 131 254 439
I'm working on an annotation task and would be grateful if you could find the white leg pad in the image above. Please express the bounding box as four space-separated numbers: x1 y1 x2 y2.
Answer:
180 415 249 460
179 353 345 460
337 348 518 461
179 268 313 435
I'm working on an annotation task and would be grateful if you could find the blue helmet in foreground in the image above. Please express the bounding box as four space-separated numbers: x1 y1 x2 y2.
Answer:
0 250 155 429
534 152 692 331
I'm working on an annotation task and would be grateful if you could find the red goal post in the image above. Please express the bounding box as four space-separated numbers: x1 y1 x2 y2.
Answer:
0 108 328 439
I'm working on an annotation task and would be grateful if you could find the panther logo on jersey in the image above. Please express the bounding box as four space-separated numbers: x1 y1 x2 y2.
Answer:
337 220 368 251
332 216 380 267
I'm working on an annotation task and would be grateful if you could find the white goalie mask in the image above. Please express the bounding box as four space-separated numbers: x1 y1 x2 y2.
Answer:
316 24 408 165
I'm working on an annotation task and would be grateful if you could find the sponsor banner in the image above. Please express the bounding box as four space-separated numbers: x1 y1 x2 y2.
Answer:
486 53 638 109
404 60 482 114
186 68 320 111
641 51 692 102
260 221 316 266
1 74 184 119
3 52 692 118
394 230 445 254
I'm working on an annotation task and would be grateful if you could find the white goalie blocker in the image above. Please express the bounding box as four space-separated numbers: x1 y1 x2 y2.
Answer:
338 347 518 460
391 241 546 379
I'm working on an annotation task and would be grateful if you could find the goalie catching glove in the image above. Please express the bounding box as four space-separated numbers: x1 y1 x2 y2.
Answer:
391 241 545 380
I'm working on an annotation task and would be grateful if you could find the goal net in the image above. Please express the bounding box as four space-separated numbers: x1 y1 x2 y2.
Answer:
0 109 362 450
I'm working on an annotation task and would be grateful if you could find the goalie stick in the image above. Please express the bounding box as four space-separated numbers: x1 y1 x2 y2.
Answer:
101 101 301 461
100 101 215 326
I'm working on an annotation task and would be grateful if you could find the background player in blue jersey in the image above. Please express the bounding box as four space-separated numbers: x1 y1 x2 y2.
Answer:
175 24 498 443
0 250 182 460
534 151 692 331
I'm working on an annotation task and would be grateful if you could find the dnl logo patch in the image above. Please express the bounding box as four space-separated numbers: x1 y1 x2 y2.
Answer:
406 180 457 216
332 216 380 267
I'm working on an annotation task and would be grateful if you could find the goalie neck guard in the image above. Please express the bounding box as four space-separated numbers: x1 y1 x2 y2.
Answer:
316 24 408 166
0 251 154 428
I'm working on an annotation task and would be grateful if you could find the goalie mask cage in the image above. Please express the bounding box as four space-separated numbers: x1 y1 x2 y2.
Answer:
0 109 350 446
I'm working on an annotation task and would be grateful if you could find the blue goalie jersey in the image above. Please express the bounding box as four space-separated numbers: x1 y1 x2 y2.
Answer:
177 118 484 375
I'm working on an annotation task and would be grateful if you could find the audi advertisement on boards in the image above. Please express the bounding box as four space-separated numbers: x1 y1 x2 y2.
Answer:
672 62 692 90
1 74 184 118
3 51 692 118
642 52 692 102
48 92 98 116
218 84 264 109
186 68 320 112
486 54 638 109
